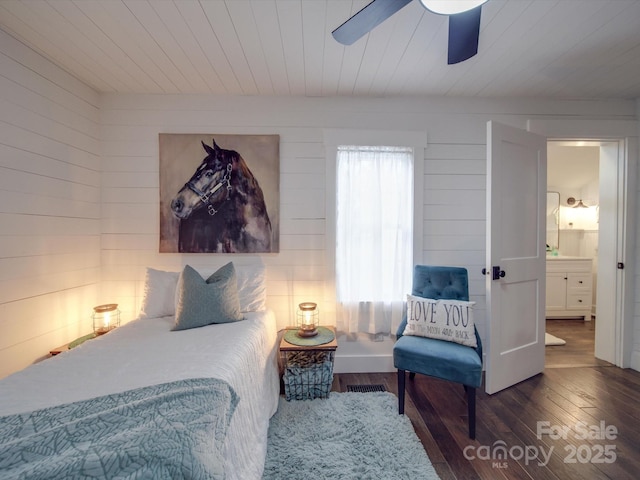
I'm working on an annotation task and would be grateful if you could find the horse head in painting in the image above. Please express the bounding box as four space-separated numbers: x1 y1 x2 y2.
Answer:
171 139 272 253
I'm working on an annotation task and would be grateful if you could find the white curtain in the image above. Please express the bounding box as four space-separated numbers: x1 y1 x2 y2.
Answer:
335 146 413 335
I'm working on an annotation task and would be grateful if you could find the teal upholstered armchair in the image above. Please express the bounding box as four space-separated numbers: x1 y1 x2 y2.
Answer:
393 265 483 439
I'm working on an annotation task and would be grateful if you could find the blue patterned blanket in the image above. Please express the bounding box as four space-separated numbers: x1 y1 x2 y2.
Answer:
0 377 238 480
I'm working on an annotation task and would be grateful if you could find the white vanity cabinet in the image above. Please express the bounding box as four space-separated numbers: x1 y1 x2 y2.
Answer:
545 257 593 320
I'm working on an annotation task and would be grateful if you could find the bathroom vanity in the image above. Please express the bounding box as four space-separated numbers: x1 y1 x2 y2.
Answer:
545 256 593 320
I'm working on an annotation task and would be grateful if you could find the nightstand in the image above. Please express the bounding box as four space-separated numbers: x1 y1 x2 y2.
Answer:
279 326 337 401
49 343 71 356
49 332 100 356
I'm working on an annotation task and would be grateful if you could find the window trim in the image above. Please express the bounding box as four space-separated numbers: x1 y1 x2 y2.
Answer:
323 129 426 307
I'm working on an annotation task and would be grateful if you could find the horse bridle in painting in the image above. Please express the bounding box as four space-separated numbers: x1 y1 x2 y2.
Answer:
186 163 233 216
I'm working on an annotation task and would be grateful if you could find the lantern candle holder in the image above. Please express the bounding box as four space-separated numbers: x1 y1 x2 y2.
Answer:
296 302 319 338
92 303 120 335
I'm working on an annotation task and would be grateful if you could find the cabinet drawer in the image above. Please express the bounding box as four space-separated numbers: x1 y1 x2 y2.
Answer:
546 259 592 273
567 294 591 309
567 273 592 290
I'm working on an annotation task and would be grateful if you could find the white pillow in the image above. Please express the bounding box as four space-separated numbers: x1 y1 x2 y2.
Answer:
235 264 267 312
198 264 267 313
403 294 477 348
139 268 180 318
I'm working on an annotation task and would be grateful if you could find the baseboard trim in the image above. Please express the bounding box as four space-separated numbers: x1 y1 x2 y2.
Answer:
630 350 640 372
334 354 395 374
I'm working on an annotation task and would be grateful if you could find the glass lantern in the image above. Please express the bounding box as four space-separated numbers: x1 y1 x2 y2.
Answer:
296 302 319 338
92 303 120 335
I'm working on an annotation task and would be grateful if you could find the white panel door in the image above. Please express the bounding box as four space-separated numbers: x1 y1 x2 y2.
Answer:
595 142 621 363
485 121 547 395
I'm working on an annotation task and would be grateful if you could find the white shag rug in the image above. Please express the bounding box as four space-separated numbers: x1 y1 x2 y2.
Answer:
545 332 566 346
262 392 440 480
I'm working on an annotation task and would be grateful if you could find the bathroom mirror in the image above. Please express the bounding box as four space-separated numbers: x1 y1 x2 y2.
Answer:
546 191 560 252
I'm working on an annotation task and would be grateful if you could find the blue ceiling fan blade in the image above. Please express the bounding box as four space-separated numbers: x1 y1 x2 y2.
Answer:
332 0 484 64
332 0 413 45
447 5 482 64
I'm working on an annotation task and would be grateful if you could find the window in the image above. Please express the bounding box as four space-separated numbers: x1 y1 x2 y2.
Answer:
334 145 414 334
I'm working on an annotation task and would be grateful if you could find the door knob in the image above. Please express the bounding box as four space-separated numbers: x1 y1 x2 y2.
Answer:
492 266 506 280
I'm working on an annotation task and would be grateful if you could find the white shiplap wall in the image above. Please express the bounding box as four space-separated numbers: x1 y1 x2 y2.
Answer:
98 93 638 372
1 30 638 377
0 30 101 378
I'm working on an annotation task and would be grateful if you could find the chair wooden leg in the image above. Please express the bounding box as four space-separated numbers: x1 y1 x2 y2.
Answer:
467 386 476 439
397 369 405 415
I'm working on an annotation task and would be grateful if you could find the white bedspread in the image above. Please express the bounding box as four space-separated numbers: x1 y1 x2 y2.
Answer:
0 311 280 480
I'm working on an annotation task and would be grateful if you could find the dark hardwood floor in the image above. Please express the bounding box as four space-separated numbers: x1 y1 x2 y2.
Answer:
545 318 612 368
332 319 640 479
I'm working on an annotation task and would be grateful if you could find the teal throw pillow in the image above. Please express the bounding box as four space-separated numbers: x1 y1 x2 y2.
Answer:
172 263 243 331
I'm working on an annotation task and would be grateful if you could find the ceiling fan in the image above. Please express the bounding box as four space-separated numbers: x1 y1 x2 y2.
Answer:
332 0 488 64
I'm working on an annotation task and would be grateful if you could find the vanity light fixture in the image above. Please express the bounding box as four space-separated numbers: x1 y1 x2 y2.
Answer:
566 197 589 208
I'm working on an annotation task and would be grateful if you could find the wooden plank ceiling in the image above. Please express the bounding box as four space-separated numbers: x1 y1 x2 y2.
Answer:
1 0 639 98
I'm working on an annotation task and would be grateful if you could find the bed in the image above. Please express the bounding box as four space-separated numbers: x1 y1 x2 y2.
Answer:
0 263 280 480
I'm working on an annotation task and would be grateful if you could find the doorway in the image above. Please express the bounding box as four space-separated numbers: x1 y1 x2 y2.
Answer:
484 122 633 394
545 140 619 368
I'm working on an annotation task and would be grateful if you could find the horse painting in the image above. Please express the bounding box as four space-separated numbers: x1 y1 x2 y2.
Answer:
170 139 273 253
